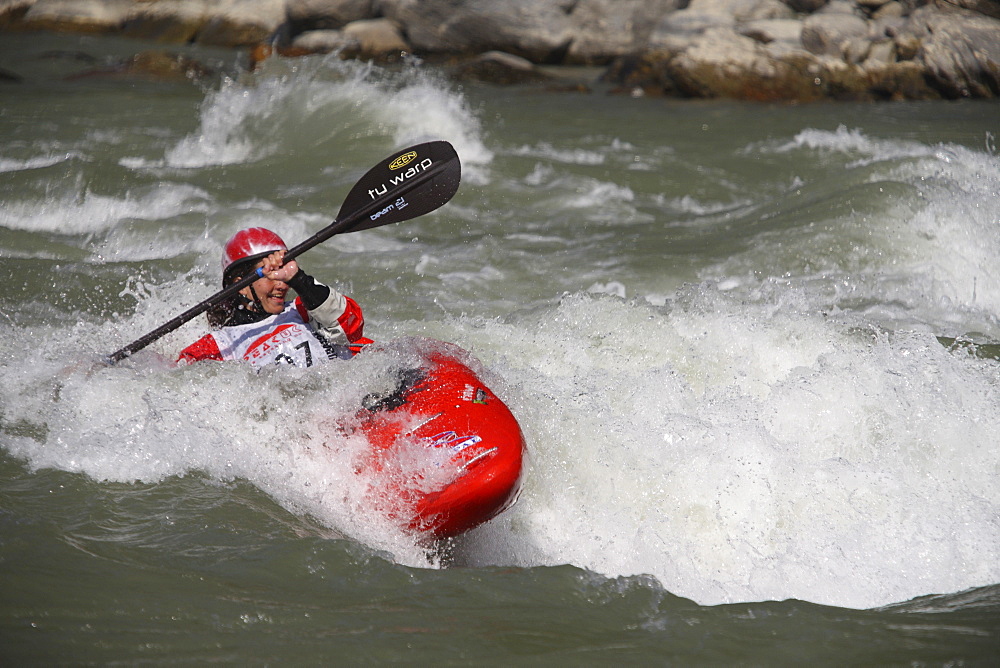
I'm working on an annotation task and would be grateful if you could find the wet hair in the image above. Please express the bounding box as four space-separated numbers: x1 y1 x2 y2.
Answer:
206 296 240 328
206 265 262 328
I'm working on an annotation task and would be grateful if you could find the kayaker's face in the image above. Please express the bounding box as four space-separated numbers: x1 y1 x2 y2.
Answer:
241 260 289 315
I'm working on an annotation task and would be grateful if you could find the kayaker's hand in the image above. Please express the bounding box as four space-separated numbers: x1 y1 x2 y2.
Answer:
259 250 298 282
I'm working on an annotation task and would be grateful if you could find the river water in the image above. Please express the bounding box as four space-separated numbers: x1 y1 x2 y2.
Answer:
2 32 999 664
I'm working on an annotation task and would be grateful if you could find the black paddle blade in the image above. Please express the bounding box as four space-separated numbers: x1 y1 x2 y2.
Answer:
337 140 461 233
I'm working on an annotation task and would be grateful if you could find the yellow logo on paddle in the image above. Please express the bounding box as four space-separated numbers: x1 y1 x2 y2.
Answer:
389 151 417 170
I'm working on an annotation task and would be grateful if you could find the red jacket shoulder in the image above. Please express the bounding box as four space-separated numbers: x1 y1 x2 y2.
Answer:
176 334 223 364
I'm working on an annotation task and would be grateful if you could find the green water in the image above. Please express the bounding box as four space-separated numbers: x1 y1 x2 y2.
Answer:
1 32 999 664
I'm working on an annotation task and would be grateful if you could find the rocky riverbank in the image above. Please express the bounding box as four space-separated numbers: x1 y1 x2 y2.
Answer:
2 0 998 101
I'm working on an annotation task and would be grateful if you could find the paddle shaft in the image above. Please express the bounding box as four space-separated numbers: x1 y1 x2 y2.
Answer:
106 153 453 364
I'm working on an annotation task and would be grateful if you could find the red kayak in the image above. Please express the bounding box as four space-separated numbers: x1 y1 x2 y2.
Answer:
352 339 525 539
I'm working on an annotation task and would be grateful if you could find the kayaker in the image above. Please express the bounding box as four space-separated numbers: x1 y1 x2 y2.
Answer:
177 227 370 368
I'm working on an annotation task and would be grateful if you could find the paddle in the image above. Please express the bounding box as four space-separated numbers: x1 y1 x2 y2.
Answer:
106 140 461 364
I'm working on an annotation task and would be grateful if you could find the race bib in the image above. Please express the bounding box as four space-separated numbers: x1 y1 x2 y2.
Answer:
241 323 325 369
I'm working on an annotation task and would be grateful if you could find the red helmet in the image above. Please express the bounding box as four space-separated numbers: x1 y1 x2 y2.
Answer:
221 227 287 280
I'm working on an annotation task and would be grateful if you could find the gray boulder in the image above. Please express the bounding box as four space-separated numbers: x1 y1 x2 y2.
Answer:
195 0 286 47
905 4 1000 97
650 0 794 53
945 0 1000 20
121 0 285 47
2 0 1000 101
0 0 34 28
290 28 360 53
376 0 575 63
784 0 829 12
17 0 131 33
122 0 211 43
286 0 374 31
565 0 685 64
801 12 870 57
738 18 808 58
668 27 806 99
342 17 409 57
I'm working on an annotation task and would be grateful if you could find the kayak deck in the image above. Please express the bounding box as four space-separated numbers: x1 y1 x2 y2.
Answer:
355 341 525 539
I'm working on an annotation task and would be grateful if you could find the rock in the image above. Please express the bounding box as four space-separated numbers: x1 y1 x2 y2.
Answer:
651 8 733 47
122 0 210 44
856 0 892 10
606 17 952 102
843 36 871 63
687 0 793 22
615 26 824 100
122 0 285 47
872 11 907 39
906 4 1000 97
783 0 829 12
0 0 34 29
449 50 555 84
342 17 409 58
872 1 905 20
863 37 895 65
818 0 863 15
18 0 131 33
195 0 285 47
290 28 360 54
893 30 920 61
247 42 320 70
947 0 1000 20
1 0 998 101
564 0 684 65
649 0 794 54
739 17 802 44
599 52 680 96
801 12 869 57
667 27 825 101
256 17 404 64
286 0 374 32
376 0 575 63
863 59 941 100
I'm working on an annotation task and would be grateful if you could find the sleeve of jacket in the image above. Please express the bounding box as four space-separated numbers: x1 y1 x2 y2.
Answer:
289 271 366 345
176 333 224 365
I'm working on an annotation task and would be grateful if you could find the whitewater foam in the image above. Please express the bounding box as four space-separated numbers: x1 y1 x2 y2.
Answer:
152 55 492 177
0 181 215 235
442 288 1000 609
707 127 1000 339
